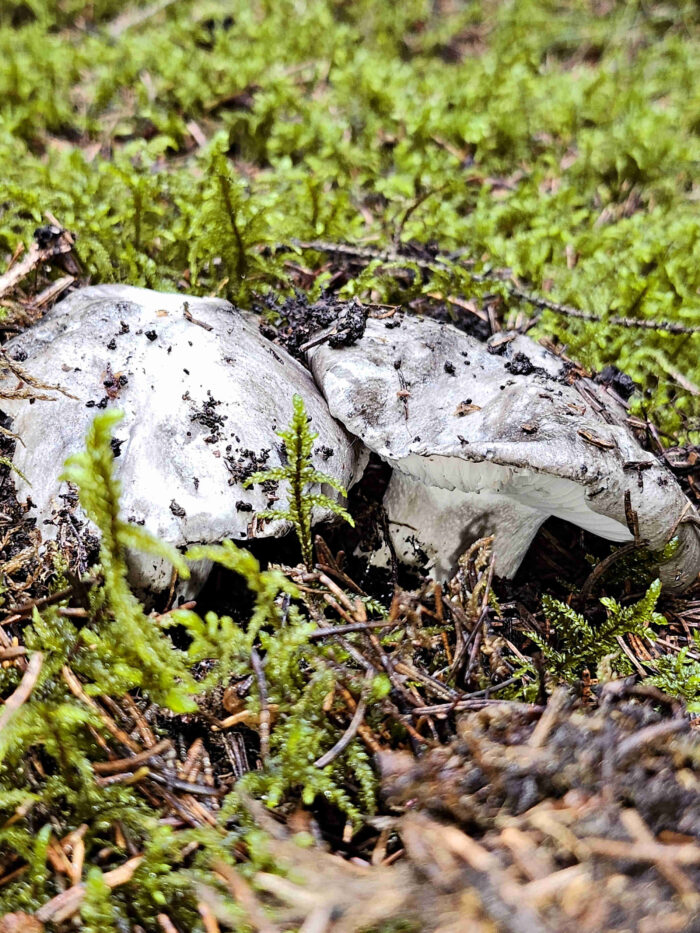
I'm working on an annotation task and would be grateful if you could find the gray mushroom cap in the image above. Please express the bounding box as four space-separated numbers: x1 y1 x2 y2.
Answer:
308 313 700 591
0 285 367 594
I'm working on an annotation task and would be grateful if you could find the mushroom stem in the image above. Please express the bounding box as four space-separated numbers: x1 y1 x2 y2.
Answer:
383 470 546 580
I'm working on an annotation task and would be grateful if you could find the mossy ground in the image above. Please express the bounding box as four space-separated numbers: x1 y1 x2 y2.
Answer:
1 1 700 931
2 0 700 434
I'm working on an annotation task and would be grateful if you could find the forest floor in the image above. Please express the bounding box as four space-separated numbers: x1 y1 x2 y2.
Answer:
0 2 700 931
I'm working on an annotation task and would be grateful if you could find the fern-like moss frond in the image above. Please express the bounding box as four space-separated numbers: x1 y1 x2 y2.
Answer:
60 410 196 711
530 580 665 684
245 394 354 568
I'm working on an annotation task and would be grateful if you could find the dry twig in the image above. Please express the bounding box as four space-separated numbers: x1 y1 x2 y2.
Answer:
0 651 43 733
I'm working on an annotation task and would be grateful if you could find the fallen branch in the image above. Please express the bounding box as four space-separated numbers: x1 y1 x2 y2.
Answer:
508 284 700 335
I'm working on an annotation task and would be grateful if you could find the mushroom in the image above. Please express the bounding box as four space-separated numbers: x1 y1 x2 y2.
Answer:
308 313 700 591
0 285 367 595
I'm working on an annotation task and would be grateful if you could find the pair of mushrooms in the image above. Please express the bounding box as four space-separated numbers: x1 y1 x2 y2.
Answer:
1 285 699 595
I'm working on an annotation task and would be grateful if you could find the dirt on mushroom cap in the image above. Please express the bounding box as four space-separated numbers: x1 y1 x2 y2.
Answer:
0 285 367 595
308 314 700 591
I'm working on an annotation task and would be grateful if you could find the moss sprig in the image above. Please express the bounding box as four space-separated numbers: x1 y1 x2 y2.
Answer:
244 393 354 568
528 580 666 685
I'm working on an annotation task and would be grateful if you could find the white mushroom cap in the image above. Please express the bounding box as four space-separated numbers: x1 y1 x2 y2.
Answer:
308 313 700 591
0 285 367 594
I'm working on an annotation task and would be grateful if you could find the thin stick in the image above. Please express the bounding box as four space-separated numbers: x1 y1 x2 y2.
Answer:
619 809 699 902
146 770 222 797
62 666 141 753
308 620 397 640
108 0 179 37
615 718 688 764
583 836 700 866
315 670 373 768
293 240 700 336
578 540 644 602
30 275 75 310
213 861 279 933
2 576 97 625
393 661 458 700
0 227 76 300
250 647 270 761
36 855 143 923
338 684 383 754
508 284 700 335
315 561 366 596
93 738 172 775
0 651 43 732
198 901 221 933
0 646 27 661
410 697 543 716
157 915 180 933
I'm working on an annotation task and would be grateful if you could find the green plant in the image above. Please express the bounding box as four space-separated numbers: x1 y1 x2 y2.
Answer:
174 539 302 682
583 539 680 590
0 411 206 921
0 455 28 482
529 580 666 684
647 632 700 712
60 409 197 710
0 409 379 921
2 1 699 438
171 540 379 822
244 393 354 568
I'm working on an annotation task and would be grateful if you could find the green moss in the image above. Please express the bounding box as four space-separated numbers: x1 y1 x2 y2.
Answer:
244 393 354 568
0 411 203 920
529 579 666 685
0 0 698 435
647 634 700 711
173 539 378 821
0 411 379 922
60 410 196 710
